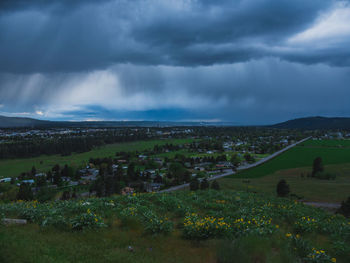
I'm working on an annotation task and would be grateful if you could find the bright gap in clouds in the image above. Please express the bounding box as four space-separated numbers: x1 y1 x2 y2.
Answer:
288 2 350 46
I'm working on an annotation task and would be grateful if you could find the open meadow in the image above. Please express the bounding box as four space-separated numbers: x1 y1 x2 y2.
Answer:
221 139 350 202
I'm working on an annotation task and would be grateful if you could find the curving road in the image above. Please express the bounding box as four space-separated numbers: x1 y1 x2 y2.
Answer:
159 136 312 193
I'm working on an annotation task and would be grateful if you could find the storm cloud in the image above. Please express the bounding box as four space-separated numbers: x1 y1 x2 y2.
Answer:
0 0 350 123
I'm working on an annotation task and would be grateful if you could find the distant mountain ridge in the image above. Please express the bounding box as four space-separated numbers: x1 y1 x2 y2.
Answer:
0 115 235 128
271 116 350 130
0 115 50 128
1 115 350 129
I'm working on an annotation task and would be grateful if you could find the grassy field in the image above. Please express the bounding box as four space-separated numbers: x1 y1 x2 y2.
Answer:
221 139 350 202
220 163 350 202
234 140 350 178
0 138 193 178
302 139 350 147
0 190 348 263
0 225 216 263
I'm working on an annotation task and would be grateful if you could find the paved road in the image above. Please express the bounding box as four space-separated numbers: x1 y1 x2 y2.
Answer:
159 169 234 193
237 136 311 171
159 136 312 193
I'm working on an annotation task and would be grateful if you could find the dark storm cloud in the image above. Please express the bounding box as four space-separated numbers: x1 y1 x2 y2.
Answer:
1 0 350 123
2 59 350 124
0 0 346 73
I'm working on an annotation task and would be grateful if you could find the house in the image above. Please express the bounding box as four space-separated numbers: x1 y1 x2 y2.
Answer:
138 155 147 160
80 168 99 183
184 162 192 168
121 187 134 195
144 182 163 192
34 173 46 177
144 169 157 179
21 179 35 184
153 158 164 166
112 164 119 172
61 177 71 182
0 178 11 183
216 161 233 168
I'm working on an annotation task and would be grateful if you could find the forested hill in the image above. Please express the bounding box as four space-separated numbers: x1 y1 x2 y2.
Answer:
0 115 50 128
271 116 350 130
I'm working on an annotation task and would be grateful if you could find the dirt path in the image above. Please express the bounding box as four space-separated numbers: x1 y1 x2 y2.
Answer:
303 201 341 210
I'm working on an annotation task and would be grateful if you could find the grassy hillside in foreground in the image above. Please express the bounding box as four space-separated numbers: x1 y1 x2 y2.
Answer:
0 190 349 263
233 140 350 179
0 138 193 178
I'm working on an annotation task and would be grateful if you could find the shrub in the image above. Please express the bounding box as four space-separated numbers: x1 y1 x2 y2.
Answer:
337 196 350 218
142 210 174 235
16 183 33 201
314 172 336 180
276 179 290 197
211 180 220 190
189 178 199 191
200 178 209 190
312 157 324 177
183 213 231 240
70 209 106 230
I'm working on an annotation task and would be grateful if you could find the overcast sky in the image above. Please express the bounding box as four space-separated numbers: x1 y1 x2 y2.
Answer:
1 0 350 124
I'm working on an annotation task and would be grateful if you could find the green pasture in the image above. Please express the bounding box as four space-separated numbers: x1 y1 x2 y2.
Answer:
221 163 350 202
0 138 193 178
221 139 350 202
234 142 350 179
302 139 350 147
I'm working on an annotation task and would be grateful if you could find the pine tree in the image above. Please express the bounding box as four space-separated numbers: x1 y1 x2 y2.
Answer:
312 157 324 177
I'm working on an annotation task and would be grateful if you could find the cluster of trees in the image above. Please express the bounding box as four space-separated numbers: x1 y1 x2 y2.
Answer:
190 140 224 152
8 164 80 202
153 143 181 153
310 157 336 180
189 178 220 191
0 129 150 159
0 137 99 159
90 162 141 197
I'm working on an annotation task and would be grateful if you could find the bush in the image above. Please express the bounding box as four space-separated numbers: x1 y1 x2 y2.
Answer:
70 209 106 230
337 196 350 218
189 178 199 191
200 178 209 190
314 172 336 180
211 180 220 190
276 179 290 197
16 183 33 201
312 157 324 177
142 210 174 235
